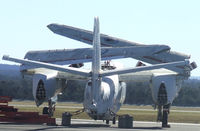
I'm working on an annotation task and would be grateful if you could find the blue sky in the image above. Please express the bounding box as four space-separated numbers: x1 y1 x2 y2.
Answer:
0 0 199 76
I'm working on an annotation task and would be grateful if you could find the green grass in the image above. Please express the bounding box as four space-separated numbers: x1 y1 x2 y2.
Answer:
8 101 200 124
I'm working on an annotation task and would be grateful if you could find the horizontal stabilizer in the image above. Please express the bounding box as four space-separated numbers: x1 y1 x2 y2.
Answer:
100 60 191 77
2 55 192 79
2 55 90 77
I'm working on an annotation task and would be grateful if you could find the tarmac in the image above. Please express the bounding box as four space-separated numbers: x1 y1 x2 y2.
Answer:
0 119 199 131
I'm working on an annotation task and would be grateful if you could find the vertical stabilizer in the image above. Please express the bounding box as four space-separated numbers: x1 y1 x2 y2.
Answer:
92 17 101 74
92 17 101 103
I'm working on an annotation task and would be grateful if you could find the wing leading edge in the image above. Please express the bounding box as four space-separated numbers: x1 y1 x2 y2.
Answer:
47 23 195 74
47 23 190 63
24 45 170 65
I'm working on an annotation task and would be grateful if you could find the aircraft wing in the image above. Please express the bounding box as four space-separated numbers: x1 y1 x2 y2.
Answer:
24 45 170 65
2 18 196 81
47 23 140 47
47 23 190 64
47 23 193 74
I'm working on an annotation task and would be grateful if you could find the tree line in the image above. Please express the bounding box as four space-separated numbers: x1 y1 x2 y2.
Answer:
0 73 200 106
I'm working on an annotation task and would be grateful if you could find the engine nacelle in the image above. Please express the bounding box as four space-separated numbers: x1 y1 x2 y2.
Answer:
32 73 66 106
115 81 126 106
150 74 182 106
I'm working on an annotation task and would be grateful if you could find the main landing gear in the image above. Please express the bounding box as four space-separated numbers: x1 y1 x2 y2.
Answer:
157 82 170 128
162 104 170 128
157 104 170 128
42 99 56 117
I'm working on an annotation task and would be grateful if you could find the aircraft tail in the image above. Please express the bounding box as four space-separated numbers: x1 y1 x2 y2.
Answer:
91 17 101 102
92 17 101 76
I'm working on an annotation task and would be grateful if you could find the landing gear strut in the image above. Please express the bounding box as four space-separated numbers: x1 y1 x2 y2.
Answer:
157 82 171 128
112 116 116 124
48 99 56 117
162 104 170 128
106 120 109 124
157 105 162 122
157 105 170 128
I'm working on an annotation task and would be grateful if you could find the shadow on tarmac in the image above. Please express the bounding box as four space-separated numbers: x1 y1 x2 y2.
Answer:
27 125 163 131
133 127 163 130
25 124 110 131
0 122 163 131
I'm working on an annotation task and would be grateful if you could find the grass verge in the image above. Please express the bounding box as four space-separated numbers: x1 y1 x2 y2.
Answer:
9 101 200 124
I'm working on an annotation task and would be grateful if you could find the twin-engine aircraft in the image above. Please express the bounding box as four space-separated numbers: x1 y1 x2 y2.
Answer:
2 17 196 127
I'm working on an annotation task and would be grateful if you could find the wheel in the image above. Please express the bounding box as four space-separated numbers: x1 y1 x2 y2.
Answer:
106 120 109 124
42 107 49 115
162 110 170 128
113 117 116 124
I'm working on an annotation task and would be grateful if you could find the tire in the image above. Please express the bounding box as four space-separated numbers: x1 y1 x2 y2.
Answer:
43 107 49 115
162 110 170 128
113 117 116 124
106 120 109 124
